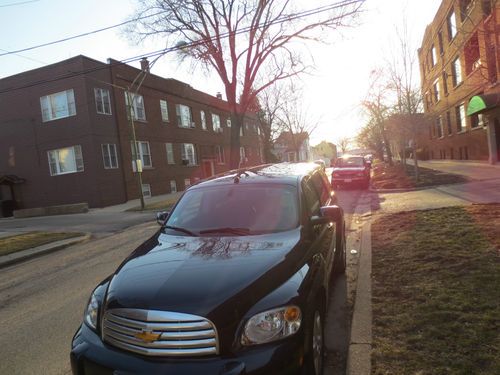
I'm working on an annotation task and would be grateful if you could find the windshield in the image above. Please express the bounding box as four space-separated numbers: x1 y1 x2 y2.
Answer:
165 184 299 235
335 157 364 167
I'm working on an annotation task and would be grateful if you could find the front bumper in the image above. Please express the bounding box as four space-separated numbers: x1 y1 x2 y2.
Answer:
70 324 304 375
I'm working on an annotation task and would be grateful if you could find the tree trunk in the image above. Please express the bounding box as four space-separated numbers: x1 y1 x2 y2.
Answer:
229 112 243 169
413 142 419 181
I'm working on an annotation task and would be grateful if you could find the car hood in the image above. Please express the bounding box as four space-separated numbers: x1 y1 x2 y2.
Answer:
104 229 305 321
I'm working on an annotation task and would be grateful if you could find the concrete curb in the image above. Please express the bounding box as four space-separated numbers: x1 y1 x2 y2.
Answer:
0 233 91 269
347 221 372 375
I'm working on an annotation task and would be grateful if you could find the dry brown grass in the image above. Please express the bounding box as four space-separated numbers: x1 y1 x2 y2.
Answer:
0 232 83 256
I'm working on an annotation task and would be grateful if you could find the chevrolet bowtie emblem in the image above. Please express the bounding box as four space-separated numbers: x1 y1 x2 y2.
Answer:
135 330 161 343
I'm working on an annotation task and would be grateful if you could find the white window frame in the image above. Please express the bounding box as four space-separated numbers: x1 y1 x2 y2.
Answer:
95 88 112 115
456 104 466 132
170 180 177 193
216 145 225 164
212 113 222 132
176 104 194 128
131 141 152 168
47 145 84 176
181 143 197 166
448 10 457 40
125 92 146 121
433 78 440 102
101 144 119 169
226 118 231 128
201 110 207 130
431 46 436 66
40 89 76 122
166 143 175 164
160 100 169 122
452 57 462 86
142 184 152 198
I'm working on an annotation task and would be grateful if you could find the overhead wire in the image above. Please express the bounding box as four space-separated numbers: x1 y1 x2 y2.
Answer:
0 0 364 94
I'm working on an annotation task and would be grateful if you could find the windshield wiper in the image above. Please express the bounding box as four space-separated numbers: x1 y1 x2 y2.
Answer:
199 227 251 236
163 225 198 237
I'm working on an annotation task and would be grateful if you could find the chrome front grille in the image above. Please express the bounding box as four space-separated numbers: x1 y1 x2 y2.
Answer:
102 308 219 357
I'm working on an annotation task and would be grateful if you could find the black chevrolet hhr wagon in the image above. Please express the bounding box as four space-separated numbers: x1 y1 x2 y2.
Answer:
71 163 346 375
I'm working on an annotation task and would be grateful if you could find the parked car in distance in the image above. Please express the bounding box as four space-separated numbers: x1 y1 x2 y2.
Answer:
331 155 371 190
71 163 346 375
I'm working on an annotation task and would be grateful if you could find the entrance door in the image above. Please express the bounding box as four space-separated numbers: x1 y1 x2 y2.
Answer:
202 160 215 178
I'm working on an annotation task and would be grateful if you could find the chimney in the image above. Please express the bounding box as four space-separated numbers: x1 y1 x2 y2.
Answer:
216 92 223 100
140 57 150 73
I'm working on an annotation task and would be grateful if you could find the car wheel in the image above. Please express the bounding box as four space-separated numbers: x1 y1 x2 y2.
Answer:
333 220 346 276
302 307 324 375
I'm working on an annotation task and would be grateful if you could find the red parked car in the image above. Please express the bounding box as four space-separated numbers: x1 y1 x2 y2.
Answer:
331 155 371 189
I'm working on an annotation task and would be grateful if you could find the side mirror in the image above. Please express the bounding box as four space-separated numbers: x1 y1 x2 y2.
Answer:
310 205 343 226
156 211 169 226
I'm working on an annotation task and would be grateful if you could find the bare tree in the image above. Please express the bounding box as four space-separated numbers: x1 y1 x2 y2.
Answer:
128 0 363 167
386 16 423 179
337 137 350 154
356 121 384 160
276 82 318 161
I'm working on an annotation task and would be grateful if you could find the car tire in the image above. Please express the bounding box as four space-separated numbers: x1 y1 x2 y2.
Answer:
333 220 346 276
302 305 324 375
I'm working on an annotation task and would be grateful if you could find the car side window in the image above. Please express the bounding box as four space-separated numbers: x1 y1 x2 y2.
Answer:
311 172 330 206
302 178 320 216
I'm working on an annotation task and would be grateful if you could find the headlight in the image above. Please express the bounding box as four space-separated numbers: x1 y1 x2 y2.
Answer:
241 305 301 345
84 290 99 331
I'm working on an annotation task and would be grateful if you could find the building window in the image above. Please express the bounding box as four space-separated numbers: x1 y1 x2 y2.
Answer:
101 144 118 169
438 30 444 55
471 113 484 128
166 143 175 164
455 104 466 132
142 184 151 198
226 118 231 128
442 71 448 95
184 179 191 189
131 141 152 168
40 89 76 122
181 143 197 166
446 111 452 135
436 116 443 138
216 145 225 164
430 45 436 66
95 88 112 115
160 100 169 122
464 32 480 75
433 78 440 102
452 57 462 86
47 145 83 176
482 0 492 15
212 113 222 132
201 110 207 130
125 92 146 121
447 10 457 41
170 180 177 193
176 104 194 128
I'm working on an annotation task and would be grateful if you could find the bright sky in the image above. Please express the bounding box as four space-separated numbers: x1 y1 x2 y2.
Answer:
0 0 440 146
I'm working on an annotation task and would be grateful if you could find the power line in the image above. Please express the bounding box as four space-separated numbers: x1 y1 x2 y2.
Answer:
0 10 168 57
0 0 38 7
0 0 364 94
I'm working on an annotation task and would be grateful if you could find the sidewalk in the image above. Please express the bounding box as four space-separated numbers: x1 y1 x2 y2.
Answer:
94 191 183 213
406 159 500 181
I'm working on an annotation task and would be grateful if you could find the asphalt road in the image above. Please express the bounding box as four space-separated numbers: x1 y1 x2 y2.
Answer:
0 210 155 237
0 187 368 375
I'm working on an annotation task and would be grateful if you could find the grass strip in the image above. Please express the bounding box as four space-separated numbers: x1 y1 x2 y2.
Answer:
371 205 500 374
0 232 84 256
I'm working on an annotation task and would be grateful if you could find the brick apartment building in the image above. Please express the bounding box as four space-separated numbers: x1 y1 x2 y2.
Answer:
0 55 264 214
418 0 499 163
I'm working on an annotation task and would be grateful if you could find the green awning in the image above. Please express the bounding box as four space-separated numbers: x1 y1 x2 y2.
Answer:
467 93 500 116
